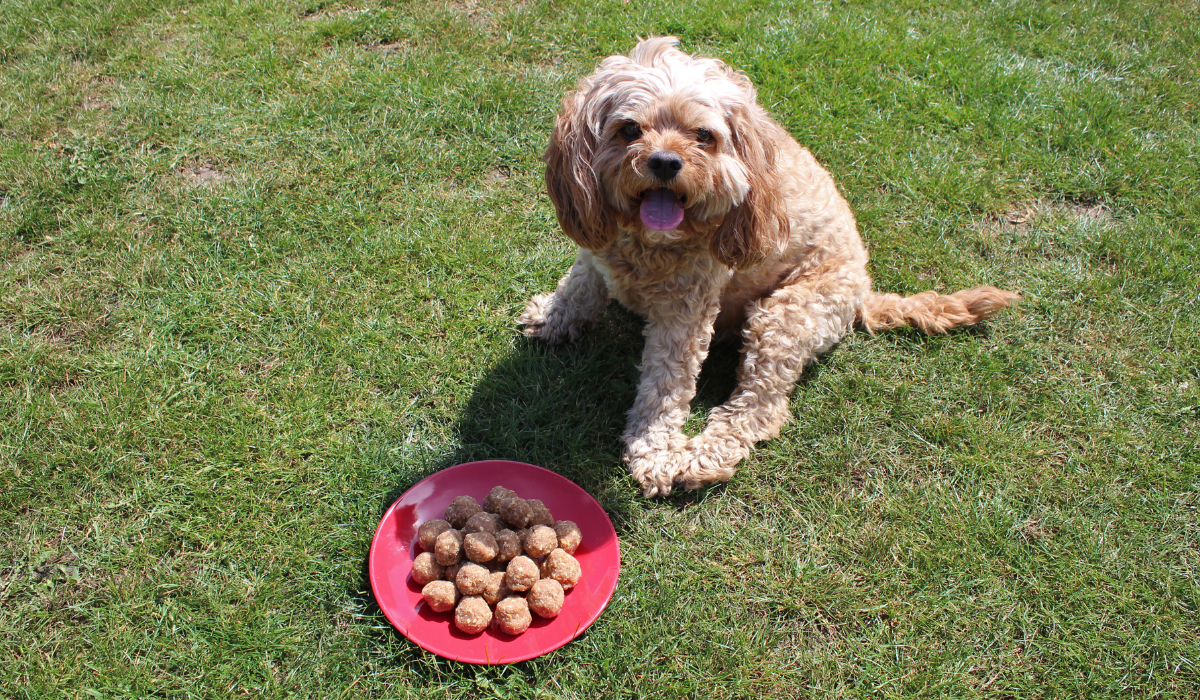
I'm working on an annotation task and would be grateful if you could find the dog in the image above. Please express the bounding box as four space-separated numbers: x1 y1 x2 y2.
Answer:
519 37 1018 497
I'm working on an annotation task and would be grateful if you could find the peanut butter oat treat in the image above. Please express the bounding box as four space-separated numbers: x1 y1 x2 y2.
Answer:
434 528 464 566
526 498 555 527
418 519 453 551
552 520 582 555
418 488 588 635
411 551 445 585
455 563 490 596
504 555 539 592
454 595 492 634
464 531 498 563
463 512 503 535
444 495 483 528
481 570 512 606
494 529 522 562
523 524 558 558
495 596 532 635
527 579 564 618
421 580 459 613
540 548 581 590
483 486 516 514
498 497 534 529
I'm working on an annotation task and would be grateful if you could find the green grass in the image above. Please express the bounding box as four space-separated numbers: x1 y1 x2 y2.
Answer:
1 0 1197 697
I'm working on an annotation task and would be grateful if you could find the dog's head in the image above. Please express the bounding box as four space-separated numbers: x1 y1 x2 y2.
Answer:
545 36 789 268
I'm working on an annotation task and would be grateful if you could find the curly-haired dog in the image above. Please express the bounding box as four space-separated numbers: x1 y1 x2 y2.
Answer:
520 37 1018 497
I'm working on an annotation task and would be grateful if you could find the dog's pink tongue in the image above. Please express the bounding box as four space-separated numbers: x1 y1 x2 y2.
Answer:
640 189 685 231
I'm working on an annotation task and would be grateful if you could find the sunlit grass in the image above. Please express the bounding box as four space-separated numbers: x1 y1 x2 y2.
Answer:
1 0 1197 697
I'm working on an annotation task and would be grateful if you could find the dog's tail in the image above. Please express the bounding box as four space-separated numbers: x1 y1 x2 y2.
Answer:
858 286 1019 334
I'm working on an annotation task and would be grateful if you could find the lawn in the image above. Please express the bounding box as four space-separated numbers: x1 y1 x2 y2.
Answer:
1 0 1197 697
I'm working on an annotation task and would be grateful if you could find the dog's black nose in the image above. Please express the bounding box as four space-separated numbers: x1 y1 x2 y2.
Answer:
647 151 683 181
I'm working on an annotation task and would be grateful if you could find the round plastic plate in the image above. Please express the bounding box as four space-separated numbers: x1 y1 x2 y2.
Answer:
368 460 621 664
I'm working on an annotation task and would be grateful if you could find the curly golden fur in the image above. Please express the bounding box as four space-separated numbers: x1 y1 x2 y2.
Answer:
521 37 1019 497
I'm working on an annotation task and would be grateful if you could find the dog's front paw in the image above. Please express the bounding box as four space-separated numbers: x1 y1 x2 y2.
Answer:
676 433 749 491
518 293 590 344
518 292 554 335
625 443 687 498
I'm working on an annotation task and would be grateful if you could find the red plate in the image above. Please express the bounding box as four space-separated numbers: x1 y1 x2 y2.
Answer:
368 460 621 664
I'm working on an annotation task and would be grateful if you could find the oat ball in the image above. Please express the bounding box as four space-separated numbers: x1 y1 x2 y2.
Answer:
540 548 582 590
495 596 533 635
498 497 534 529
421 580 459 613
481 570 512 605
523 524 558 558
455 563 491 596
505 555 539 592
464 532 498 563
444 495 483 528
411 552 445 585
483 485 516 513
434 529 464 566
552 520 582 555
443 562 462 582
463 512 503 535
494 529 522 562
527 579 564 618
417 519 453 551
526 498 555 527
454 595 492 634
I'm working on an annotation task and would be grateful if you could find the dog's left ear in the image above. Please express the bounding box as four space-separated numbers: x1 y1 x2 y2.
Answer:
710 98 790 268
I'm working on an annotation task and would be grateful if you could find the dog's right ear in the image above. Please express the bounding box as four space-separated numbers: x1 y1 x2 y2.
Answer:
544 92 618 251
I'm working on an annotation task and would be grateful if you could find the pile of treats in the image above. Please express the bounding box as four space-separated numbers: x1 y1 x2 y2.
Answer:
411 486 583 636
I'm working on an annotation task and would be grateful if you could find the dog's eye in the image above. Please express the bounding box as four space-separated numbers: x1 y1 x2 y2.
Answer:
695 128 713 143
620 122 642 140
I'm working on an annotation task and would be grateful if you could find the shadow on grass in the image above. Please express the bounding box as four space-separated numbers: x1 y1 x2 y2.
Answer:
369 300 857 522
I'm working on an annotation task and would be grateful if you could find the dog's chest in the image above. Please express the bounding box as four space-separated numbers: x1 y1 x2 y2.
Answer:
593 233 731 317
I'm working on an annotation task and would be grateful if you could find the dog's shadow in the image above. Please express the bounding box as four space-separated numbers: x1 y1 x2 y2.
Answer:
449 302 647 495
370 299 851 521
373 302 767 512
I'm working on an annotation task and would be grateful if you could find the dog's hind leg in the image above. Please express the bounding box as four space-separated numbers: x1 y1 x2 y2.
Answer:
676 264 868 490
519 249 609 344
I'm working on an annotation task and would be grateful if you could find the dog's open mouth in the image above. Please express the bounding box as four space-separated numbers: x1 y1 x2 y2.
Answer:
639 188 686 230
